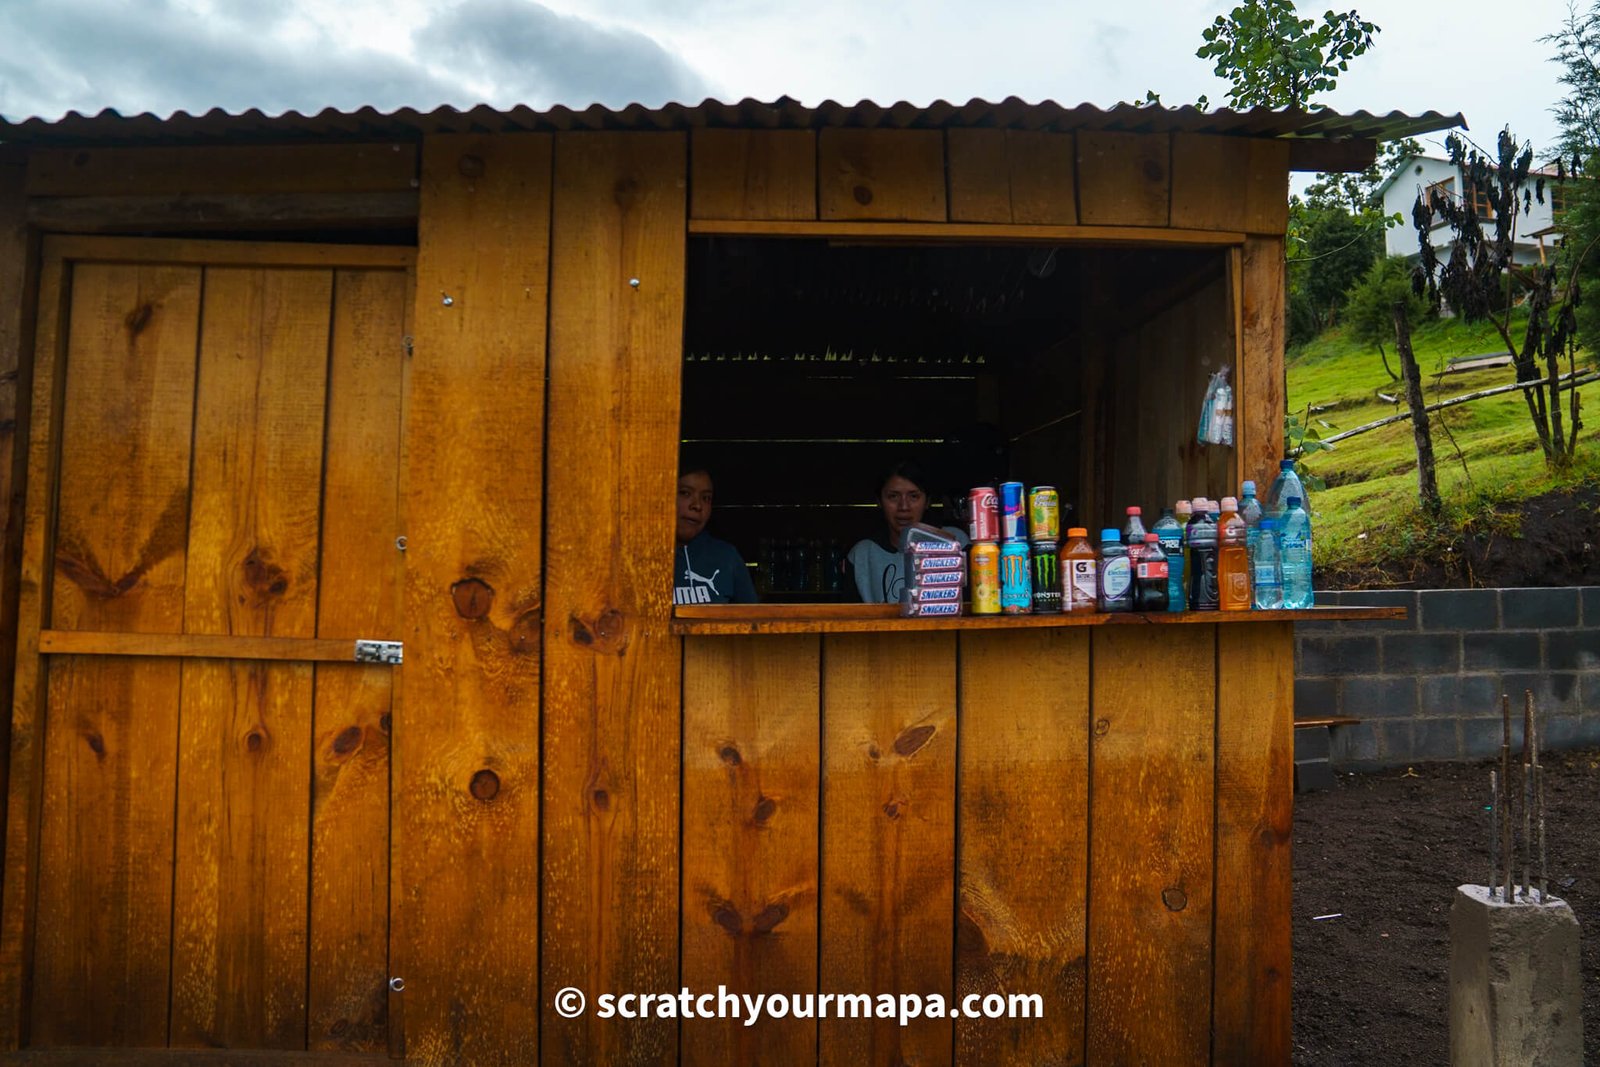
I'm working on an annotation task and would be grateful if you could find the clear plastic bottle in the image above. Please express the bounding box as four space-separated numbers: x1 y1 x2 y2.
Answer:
1218 496 1251 611
1280 497 1314 609
1153 505 1187 612
1098 529 1133 613
1122 506 1147 547
1239 480 1263 563
1266 459 1309 521
1252 517 1283 610
1135 532 1170 612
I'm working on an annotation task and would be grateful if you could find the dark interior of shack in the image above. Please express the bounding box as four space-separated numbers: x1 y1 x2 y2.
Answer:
679 236 1233 601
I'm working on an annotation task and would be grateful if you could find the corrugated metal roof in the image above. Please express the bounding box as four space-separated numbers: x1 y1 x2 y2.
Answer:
0 97 1464 147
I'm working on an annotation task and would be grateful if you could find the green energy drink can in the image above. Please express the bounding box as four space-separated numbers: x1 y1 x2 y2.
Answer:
1027 486 1060 542
1030 542 1061 613
1000 540 1032 614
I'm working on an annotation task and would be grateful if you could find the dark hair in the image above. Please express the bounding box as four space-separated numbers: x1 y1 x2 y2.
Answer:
678 453 711 479
875 460 932 500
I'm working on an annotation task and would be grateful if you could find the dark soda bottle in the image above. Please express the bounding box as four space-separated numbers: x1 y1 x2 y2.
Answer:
1135 532 1169 612
1188 506 1220 611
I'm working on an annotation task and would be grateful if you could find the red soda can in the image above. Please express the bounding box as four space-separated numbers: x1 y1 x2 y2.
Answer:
970 541 1001 615
968 486 999 542
1000 481 1026 541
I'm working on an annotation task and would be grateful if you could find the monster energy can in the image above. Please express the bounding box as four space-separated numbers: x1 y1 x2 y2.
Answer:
1029 542 1061 613
1000 540 1032 614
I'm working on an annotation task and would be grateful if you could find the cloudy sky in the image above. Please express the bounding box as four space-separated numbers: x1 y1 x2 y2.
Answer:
0 0 1581 160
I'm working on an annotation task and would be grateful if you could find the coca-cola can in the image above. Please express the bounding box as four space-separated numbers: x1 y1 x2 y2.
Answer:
968 486 999 541
1000 481 1026 541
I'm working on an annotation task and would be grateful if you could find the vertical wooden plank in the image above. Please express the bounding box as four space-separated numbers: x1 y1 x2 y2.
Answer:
946 130 1012 223
1240 139 1291 235
1240 237 1286 490
0 157 35 878
1004 131 1077 225
819 632 955 1067
1170 134 1247 232
0 247 65 1050
170 266 330 1049
691 129 816 221
818 130 946 221
1213 623 1293 1066
1087 625 1214 1065
31 263 200 1047
681 635 820 1067
542 130 685 1067
956 629 1088 1067
1076 131 1171 227
308 268 407 1050
398 132 549 1067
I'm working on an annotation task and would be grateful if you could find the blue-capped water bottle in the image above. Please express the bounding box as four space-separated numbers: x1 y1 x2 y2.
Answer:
1280 498 1314 609
1252 518 1283 610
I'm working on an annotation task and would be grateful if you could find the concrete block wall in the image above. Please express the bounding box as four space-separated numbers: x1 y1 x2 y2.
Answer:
1295 587 1600 770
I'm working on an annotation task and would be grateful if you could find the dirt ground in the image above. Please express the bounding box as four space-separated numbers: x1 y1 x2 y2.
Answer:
1292 748 1599 1065
1321 482 1600 590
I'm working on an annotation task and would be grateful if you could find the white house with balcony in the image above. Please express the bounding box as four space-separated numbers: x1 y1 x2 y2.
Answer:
1377 154 1564 266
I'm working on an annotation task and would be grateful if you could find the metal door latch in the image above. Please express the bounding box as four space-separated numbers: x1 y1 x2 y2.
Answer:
355 640 404 665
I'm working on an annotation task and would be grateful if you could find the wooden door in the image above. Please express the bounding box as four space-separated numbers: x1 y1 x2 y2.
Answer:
1 236 412 1057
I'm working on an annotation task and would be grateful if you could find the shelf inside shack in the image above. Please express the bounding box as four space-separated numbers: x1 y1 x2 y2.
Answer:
679 236 1238 605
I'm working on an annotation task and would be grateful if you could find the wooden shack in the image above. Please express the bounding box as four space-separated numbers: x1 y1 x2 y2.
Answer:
0 98 1447 1066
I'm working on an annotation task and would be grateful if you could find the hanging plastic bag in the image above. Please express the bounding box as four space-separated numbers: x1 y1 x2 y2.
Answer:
1197 366 1234 446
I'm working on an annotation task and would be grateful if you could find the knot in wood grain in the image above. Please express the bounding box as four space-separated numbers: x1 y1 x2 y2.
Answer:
244 729 267 754
457 154 486 179
378 713 392 735
451 577 494 620
1161 886 1188 912
124 302 154 337
510 608 540 654
751 795 776 825
712 902 742 937
242 550 289 600
893 723 936 758
1094 717 1111 737
330 725 363 757
718 745 742 766
751 903 789 934
852 184 874 205
569 609 629 654
1143 159 1166 182
882 794 907 820
469 768 501 801
613 175 640 208
84 730 107 761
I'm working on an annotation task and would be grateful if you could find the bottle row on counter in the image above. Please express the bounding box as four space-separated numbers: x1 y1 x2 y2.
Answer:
901 461 1315 618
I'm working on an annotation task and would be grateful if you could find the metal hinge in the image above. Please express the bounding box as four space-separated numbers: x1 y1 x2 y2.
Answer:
355 640 404 665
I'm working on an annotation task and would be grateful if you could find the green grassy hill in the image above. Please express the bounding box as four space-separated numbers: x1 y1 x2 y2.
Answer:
1286 311 1600 577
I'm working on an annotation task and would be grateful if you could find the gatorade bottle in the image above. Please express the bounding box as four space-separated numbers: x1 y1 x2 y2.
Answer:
1098 529 1132 613
1253 518 1283 610
1240 480 1264 563
1153 505 1187 612
1187 505 1219 611
1217 496 1251 611
1122 506 1147 547
1280 497 1314 609
1062 527 1099 614
1135 532 1169 612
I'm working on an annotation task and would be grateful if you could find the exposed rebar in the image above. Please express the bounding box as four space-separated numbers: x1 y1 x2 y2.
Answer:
1501 693 1514 901
1489 769 1500 901
1523 690 1534 898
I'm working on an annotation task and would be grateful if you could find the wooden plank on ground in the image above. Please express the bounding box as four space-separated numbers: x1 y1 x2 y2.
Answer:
1212 622 1293 1065
1170 134 1289 235
541 130 685 1067
818 130 946 222
681 635 820 1067
956 629 1089 1067
170 266 331 1049
819 632 956 1067
0 248 67 1050
26 143 419 197
308 268 407 1051
1086 624 1215 1064
1076 131 1171 227
1240 237 1286 490
691 129 816 220
29 261 200 1047
396 132 549 1067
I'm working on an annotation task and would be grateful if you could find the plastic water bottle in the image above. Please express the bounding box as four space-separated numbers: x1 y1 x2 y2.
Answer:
1240 480 1263 561
1280 498 1314 609
1153 505 1187 612
1266 459 1309 520
1098 529 1133 612
1252 518 1283 609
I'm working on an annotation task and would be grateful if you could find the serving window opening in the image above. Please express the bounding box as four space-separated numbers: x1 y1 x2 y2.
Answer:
679 236 1238 604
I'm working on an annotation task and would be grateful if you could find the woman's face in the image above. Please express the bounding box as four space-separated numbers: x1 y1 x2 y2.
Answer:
879 475 927 543
676 470 714 543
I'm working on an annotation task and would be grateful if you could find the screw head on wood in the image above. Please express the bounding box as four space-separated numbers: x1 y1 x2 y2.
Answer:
441 294 454 306
389 977 405 992
629 278 641 289
395 536 408 551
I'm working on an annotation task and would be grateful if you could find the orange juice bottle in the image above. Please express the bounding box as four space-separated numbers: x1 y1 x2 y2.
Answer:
1217 496 1251 611
1061 527 1099 613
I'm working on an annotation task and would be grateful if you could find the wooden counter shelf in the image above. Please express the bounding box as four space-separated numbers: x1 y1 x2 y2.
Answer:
672 603 1406 635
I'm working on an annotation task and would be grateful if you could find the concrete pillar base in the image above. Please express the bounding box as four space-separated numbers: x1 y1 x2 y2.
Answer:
1449 884 1584 1066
